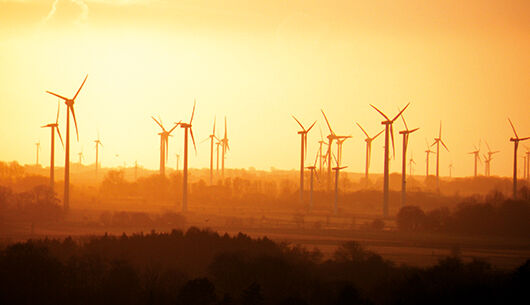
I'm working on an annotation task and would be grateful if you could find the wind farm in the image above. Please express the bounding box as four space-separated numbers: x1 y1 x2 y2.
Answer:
1 1 529 304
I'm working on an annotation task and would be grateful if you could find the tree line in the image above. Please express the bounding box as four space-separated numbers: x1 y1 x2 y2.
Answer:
0 228 528 305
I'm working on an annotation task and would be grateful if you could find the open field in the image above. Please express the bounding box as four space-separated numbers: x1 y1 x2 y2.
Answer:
2 205 528 270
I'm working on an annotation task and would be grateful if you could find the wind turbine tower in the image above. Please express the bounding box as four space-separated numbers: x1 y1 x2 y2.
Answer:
468 141 481 177
292 116 316 203
221 117 230 178
41 101 64 190
332 154 347 216
424 140 435 177
46 74 88 210
205 118 218 185
399 113 419 207
508 119 529 198
178 100 197 212
431 122 449 191
94 133 103 178
357 123 383 181
409 153 416 177
152 117 179 177
483 141 499 176
370 103 410 217
306 152 319 211
35 141 41 166
321 110 342 191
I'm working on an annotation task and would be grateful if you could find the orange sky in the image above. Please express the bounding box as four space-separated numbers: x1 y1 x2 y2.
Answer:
0 0 529 177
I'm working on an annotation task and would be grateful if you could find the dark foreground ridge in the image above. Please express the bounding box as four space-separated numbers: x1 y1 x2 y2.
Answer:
0 228 528 305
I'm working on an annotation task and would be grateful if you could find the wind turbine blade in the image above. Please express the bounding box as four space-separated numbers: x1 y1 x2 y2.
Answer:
189 99 196 124
485 140 491 152
307 121 316 132
320 110 335 135
356 123 369 138
319 126 323 140
373 129 384 140
46 91 69 101
70 105 79 142
370 104 390 121
56 127 64 149
168 122 179 134
152 116 165 131
520 136 530 141
507 118 518 138
400 111 408 130
55 100 60 124
390 124 395 158
224 116 227 139
441 140 449 151
439 121 442 138
200 137 210 144
292 115 304 130
392 103 410 122
190 128 197 154
409 128 419 133
213 116 216 135
72 74 88 101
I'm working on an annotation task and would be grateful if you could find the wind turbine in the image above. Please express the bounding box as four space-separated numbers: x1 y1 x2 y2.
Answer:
370 103 410 217
424 139 435 177
215 140 221 175
408 152 416 177
449 162 454 178
176 153 180 173
152 116 179 177
178 100 197 212
46 74 88 210
77 148 84 165
35 141 41 166
203 117 218 185
357 123 384 181
41 100 64 190
468 141 481 177
525 146 530 182
94 133 103 178
321 110 342 191
508 119 530 199
483 141 499 176
306 151 319 211
431 121 449 191
335 136 351 166
399 113 419 207
221 117 230 178
508 119 529 198
332 154 347 216
293 116 316 203
317 127 328 176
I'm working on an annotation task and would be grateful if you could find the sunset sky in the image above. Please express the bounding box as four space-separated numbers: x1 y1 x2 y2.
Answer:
0 0 529 177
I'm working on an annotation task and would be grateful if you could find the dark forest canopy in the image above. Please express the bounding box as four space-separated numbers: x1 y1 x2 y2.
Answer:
0 228 528 305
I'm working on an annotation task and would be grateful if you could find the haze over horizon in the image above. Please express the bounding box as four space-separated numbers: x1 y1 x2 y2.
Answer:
1 0 529 177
